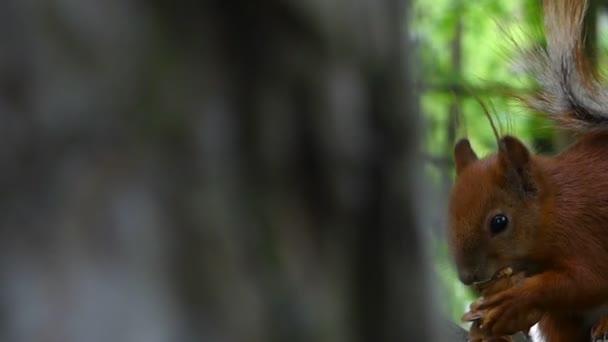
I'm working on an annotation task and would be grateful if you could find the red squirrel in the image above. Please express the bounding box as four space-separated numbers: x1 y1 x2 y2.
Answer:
448 0 608 341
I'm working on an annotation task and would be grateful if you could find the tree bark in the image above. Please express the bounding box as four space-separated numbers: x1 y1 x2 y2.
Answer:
0 0 458 341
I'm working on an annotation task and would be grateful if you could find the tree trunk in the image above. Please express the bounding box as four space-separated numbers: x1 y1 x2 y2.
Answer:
0 0 455 341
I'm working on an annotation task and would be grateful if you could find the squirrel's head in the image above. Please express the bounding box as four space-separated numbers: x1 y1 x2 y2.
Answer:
447 136 544 285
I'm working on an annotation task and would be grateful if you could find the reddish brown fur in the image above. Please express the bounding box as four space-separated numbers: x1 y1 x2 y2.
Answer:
449 132 608 341
538 314 588 342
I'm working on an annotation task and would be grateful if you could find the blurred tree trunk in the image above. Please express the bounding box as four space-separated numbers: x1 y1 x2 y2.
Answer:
438 1 463 236
0 0 445 341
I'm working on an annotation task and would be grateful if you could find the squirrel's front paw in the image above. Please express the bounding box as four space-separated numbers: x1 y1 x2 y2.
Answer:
591 315 608 342
468 290 542 337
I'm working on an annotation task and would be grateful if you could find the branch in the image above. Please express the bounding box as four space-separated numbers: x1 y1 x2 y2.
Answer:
440 320 532 341
416 81 530 98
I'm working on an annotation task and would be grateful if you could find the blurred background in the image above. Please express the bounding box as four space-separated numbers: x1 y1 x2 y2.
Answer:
0 0 606 341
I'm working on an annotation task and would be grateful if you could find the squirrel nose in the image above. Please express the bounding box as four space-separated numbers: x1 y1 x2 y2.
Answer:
458 269 479 285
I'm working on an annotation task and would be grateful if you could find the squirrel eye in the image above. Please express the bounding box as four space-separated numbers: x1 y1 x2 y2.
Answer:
489 214 509 236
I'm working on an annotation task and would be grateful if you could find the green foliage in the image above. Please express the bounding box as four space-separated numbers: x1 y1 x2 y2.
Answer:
412 0 553 325
431 231 474 327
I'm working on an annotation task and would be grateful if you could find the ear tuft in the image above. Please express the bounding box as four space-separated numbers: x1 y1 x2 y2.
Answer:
499 136 535 193
454 139 478 175
499 136 530 168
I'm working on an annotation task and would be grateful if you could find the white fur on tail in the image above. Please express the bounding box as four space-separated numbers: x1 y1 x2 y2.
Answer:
522 0 608 129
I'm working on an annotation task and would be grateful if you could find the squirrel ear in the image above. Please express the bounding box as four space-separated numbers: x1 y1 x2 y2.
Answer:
499 136 535 193
499 136 529 166
454 139 478 175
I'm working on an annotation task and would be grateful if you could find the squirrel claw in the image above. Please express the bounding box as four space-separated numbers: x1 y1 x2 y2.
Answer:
462 309 485 322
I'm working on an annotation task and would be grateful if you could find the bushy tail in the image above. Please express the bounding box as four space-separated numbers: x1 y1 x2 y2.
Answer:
523 0 608 129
